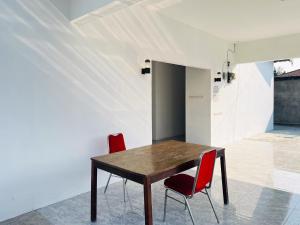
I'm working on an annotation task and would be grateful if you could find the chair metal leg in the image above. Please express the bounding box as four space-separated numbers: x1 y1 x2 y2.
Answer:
184 197 195 225
123 178 126 202
205 188 220 224
163 189 168 222
104 173 112 193
125 179 128 185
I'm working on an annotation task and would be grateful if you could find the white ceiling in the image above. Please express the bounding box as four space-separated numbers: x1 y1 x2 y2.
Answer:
149 0 300 42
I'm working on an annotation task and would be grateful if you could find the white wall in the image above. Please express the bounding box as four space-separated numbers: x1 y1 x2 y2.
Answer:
50 0 114 21
70 0 113 20
152 62 185 141
0 0 151 221
186 68 211 145
0 0 276 222
236 33 300 63
49 0 70 18
212 62 274 146
0 0 231 222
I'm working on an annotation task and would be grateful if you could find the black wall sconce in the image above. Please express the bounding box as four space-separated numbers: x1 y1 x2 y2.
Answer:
222 61 236 83
214 72 222 82
223 44 236 84
227 72 236 83
141 59 151 75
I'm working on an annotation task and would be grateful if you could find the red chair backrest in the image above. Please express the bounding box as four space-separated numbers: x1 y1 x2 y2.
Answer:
108 133 126 154
194 149 217 192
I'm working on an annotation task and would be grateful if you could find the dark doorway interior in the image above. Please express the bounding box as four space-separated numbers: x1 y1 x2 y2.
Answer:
152 61 186 143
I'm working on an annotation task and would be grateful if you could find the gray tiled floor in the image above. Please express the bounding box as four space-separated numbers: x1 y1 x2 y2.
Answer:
2 125 300 225
2 176 300 225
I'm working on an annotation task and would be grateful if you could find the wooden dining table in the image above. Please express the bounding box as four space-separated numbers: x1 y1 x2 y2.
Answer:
91 140 228 225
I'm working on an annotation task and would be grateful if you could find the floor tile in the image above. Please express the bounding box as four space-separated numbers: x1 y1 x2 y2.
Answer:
1 125 300 225
284 208 300 225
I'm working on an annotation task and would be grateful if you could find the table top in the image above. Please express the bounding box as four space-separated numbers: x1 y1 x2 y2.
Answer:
92 140 224 181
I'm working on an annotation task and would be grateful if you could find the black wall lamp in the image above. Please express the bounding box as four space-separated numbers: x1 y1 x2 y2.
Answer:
223 44 236 84
141 59 151 75
222 61 236 83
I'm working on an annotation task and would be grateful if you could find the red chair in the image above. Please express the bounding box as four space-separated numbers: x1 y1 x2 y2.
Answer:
163 149 219 224
104 133 128 202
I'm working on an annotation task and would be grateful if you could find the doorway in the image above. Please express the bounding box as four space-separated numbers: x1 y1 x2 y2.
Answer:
152 61 186 143
152 61 212 145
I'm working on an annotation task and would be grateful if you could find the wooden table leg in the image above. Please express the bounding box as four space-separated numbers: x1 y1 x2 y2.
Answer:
91 161 97 222
220 151 229 205
144 177 153 225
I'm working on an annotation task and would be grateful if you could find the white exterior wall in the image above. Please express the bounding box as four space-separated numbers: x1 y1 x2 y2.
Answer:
49 0 70 18
50 0 114 20
70 0 113 20
0 0 151 221
186 68 211 145
0 0 275 222
0 0 230 221
212 62 274 146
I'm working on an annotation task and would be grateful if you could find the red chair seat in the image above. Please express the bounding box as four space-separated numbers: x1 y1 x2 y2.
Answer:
164 174 195 196
163 150 219 224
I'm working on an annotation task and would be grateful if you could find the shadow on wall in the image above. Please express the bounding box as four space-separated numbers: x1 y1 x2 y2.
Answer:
212 61 274 146
256 62 274 87
0 0 153 221
0 0 231 221
0 0 230 151
267 113 274 132
0 0 151 144
257 62 274 131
